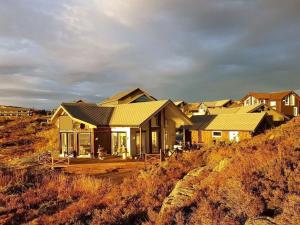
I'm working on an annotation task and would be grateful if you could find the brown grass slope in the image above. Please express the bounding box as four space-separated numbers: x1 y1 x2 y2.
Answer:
0 116 57 167
0 117 299 224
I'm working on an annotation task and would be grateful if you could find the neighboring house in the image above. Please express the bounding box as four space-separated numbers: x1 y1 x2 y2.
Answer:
99 88 156 106
51 100 191 158
0 105 33 117
198 99 233 115
185 103 201 117
173 101 189 114
188 113 269 145
207 103 287 125
241 91 300 118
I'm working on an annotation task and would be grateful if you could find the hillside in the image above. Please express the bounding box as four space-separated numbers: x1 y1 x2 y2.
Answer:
0 116 57 167
0 117 299 224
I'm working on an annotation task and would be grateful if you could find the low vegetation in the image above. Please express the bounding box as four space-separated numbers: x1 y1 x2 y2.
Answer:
0 116 57 167
0 116 299 224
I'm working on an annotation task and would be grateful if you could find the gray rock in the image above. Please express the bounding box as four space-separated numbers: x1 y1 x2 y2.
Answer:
245 217 277 225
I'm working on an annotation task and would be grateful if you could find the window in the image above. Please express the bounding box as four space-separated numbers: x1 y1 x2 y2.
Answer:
270 101 277 110
60 133 68 154
284 96 289 106
245 97 251 106
212 131 222 138
290 95 295 106
260 99 266 104
78 133 91 156
152 131 159 153
294 107 298 116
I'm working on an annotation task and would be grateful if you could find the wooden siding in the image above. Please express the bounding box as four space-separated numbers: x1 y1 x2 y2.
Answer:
192 130 252 145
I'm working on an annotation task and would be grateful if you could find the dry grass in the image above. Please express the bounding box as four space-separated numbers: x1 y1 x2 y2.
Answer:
0 116 299 224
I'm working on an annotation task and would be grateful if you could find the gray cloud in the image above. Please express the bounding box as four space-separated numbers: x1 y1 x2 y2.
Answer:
0 0 300 108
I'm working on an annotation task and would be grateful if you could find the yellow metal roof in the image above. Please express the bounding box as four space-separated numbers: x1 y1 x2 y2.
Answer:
208 107 240 114
203 99 232 108
208 104 264 115
109 100 169 127
191 113 266 131
205 113 266 131
99 88 156 106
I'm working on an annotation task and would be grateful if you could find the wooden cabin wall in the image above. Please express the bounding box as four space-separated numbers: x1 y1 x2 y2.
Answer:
192 130 252 145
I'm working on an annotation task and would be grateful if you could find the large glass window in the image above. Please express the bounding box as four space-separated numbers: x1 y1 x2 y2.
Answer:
78 133 91 156
68 133 74 154
60 132 75 155
136 132 146 154
61 133 68 154
112 132 127 155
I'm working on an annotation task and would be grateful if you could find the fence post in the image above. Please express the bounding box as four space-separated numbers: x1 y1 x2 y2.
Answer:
160 149 164 162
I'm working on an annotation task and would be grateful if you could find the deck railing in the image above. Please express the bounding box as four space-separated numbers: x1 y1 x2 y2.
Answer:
144 149 165 164
38 152 70 169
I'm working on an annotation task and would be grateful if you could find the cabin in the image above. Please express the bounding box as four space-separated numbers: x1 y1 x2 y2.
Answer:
99 88 156 106
188 113 270 145
241 91 300 118
51 100 191 159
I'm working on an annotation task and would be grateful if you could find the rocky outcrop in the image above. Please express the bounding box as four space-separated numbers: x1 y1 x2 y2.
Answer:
245 217 277 225
159 157 232 217
159 167 207 216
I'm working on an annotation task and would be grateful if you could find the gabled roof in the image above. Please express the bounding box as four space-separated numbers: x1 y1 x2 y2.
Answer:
202 99 232 108
52 103 113 127
190 113 266 131
52 100 192 128
99 88 156 106
109 100 191 127
242 90 299 101
208 103 265 115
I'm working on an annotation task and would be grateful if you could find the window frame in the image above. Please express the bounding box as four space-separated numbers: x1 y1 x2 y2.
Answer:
212 131 222 138
284 96 290 106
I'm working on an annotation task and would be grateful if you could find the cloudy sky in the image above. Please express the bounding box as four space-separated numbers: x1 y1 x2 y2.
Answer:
1 0 300 109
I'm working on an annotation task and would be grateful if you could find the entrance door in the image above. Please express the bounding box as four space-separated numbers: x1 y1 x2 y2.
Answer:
229 131 239 142
294 107 298 116
111 132 127 155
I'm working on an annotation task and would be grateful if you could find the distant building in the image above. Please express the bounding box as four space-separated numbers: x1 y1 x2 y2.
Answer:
173 101 189 114
196 99 233 115
241 90 300 118
0 105 33 117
